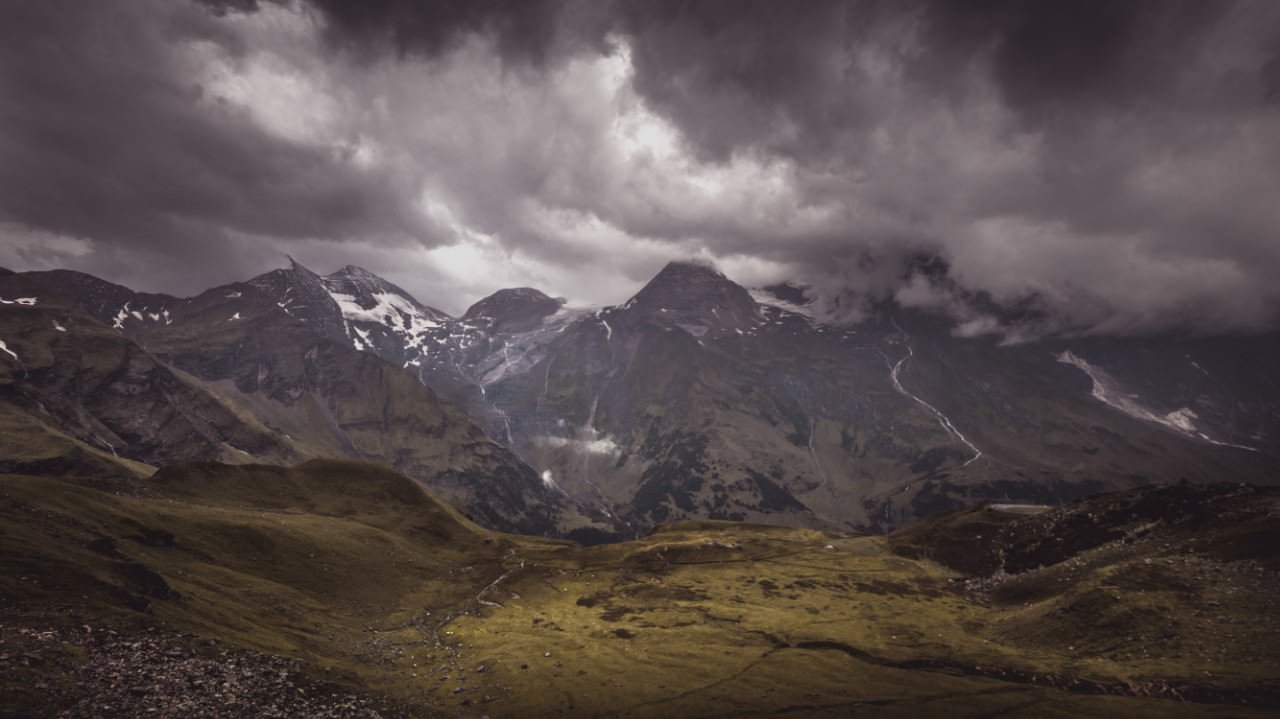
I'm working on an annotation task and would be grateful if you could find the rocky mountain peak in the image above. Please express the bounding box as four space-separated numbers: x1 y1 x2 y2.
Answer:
252 258 323 294
463 287 564 332
245 261 348 341
275 256 332 290
322 265 439 318
653 259 727 281
623 260 757 325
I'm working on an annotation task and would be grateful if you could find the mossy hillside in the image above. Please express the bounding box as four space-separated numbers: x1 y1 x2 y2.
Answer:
0 462 508 664
890 484 1280 701
431 517 1273 717
0 404 154 479
2 463 1277 717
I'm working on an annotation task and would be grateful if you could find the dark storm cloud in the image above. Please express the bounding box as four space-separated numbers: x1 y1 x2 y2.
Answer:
193 0 270 14
0 0 429 292
1 0 1277 335
303 0 895 161
596 0 1280 336
614 0 883 162
1266 55 1280 102
311 0 556 62
922 1 1225 114
612 1 1243 157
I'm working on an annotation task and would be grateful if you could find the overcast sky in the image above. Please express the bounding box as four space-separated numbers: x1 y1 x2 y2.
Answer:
1 0 1277 336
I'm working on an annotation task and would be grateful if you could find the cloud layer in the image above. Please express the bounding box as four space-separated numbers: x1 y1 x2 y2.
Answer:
0 0 1277 335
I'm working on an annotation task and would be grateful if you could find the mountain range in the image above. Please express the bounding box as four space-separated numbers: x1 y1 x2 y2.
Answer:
2 259 1278 539
4 259 1280 716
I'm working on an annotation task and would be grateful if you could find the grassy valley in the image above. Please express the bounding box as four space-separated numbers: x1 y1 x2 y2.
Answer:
2 461 1276 717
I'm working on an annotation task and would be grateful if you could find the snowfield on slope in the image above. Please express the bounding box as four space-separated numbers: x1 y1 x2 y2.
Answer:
1056 350 1254 451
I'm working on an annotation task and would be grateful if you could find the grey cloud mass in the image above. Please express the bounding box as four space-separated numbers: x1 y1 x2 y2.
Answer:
0 0 434 291
0 0 1277 334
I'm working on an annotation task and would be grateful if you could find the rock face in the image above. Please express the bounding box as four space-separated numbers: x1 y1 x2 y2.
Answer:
0 269 612 538
0 300 294 477
4 260 1279 536
621 261 758 332
463 287 564 334
296 259 1275 535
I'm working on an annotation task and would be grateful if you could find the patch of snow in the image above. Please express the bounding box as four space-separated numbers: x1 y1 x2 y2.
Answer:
0 297 37 306
327 287 448 359
129 310 143 321
0 340 16 362
1164 407 1199 433
536 434 621 456
225 291 241 298
350 324 372 349
228 312 241 321
275 287 298 316
112 303 131 329
1057 351 1183 431
540 469 562 492
328 289 440 330
1056 351 1255 451
52 320 67 332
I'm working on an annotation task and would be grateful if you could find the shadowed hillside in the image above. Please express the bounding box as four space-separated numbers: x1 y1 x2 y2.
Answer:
0 277 614 539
